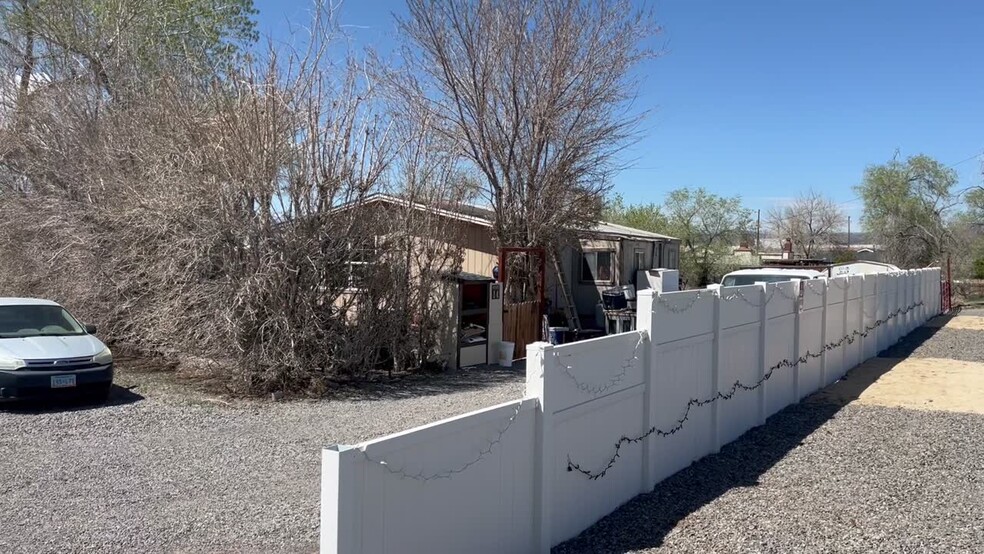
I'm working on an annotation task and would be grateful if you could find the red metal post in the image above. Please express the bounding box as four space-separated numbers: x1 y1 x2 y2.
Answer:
947 255 953 312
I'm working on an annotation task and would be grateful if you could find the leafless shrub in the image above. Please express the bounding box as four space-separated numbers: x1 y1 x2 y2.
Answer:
768 190 846 259
0 3 467 395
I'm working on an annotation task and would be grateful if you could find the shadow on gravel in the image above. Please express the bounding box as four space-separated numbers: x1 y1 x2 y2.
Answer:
554 402 842 554
0 384 144 414
876 311 956 358
553 314 954 554
321 362 527 402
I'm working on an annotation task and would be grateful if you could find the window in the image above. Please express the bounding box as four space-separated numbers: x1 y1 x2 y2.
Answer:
721 275 810 287
347 238 377 288
634 249 646 273
581 251 615 283
665 246 678 270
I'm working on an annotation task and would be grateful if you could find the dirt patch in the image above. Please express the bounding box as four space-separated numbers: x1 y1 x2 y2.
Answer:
811 357 984 414
927 314 984 331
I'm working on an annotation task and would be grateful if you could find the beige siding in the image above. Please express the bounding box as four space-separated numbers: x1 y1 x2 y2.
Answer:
458 222 498 277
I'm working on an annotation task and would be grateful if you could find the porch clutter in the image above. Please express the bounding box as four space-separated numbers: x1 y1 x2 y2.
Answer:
439 272 503 369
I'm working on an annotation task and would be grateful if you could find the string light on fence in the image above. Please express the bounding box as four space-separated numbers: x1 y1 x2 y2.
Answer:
359 399 527 481
776 284 800 302
721 287 776 307
566 301 925 481
656 291 703 313
554 331 646 395
805 280 827 296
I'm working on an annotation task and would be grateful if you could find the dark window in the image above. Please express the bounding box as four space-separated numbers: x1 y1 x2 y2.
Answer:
666 246 678 270
580 251 615 283
347 238 377 288
634 250 646 273
722 275 810 287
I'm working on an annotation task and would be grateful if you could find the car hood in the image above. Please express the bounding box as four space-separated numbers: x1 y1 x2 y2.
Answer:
0 335 106 360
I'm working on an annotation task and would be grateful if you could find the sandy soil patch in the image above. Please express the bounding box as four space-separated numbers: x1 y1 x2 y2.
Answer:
811 356 984 414
925 314 984 330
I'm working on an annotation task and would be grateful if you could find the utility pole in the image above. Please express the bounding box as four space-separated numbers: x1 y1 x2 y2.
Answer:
756 209 761 251
847 216 851 249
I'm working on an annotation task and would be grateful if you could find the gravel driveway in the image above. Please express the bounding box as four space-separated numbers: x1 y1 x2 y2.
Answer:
0 364 525 553
555 314 984 554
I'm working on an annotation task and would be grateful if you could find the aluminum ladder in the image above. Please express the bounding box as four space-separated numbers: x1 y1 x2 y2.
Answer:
550 251 582 332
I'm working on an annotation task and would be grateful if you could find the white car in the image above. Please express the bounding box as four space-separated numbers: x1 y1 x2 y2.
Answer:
0 298 113 403
718 268 823 287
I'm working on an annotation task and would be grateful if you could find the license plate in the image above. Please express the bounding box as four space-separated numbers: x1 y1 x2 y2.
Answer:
50 375 77 388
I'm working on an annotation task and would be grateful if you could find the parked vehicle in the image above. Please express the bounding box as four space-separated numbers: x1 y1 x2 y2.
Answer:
0 298 113 403
717 268 823 287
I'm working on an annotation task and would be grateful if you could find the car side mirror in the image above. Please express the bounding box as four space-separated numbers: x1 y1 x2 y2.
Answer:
84 323 97 334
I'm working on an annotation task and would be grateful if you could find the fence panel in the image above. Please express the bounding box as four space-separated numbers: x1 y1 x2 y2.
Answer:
715 285 764 444
824 277 848 385
842 276 863 370
504 301 540 359
765 283 797 416
797 305 824 397
535 332 649 547
862 275 879 360
322 400 538 554
876 273 891 353
765 319 797 416
650 289 715 344
649 331 716 483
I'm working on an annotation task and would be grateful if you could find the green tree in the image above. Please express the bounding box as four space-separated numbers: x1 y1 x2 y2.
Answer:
604 193 668 233
856 154 962 268
663 187 752 286
1 0 257 103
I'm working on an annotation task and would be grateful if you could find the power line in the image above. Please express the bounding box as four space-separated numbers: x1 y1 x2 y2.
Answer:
948 151 983 168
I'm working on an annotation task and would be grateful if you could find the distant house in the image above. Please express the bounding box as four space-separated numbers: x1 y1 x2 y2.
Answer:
349 194 681 324
739 236 885 264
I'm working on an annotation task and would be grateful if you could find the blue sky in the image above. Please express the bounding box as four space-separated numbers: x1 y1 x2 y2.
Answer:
252 0 984 226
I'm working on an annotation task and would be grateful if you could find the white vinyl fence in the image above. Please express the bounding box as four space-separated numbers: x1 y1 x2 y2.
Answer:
322 269 941 553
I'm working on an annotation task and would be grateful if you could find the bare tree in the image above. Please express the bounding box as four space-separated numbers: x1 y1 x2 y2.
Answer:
768 190 846 259
395 0 658 297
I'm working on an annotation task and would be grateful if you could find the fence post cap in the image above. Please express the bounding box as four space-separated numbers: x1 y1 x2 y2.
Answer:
527 341 553 353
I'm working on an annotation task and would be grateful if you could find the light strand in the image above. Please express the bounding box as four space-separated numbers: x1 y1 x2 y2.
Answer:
566 301 925 480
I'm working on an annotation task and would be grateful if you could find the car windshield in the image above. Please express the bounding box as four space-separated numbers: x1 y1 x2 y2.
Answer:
722 275 810 287
0 305 86 338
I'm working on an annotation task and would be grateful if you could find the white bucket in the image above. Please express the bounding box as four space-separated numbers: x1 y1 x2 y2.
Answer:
498 341 515 367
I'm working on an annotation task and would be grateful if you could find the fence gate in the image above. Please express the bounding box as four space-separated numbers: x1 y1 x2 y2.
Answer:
502 300 540 360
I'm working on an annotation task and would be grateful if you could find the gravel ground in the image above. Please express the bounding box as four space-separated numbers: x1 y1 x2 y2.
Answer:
0 363 525 553
555 317 984 554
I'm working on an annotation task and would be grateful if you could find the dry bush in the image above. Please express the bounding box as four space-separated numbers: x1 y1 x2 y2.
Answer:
0 4 467 395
